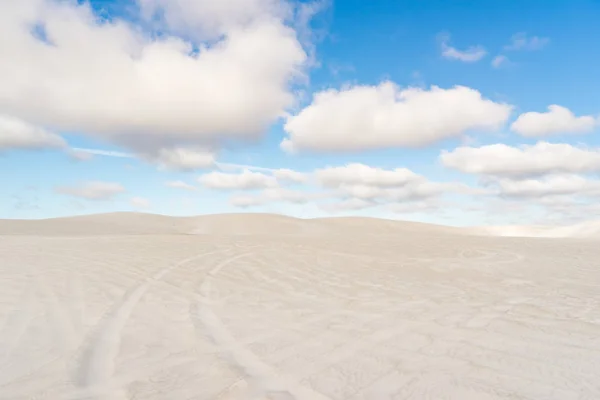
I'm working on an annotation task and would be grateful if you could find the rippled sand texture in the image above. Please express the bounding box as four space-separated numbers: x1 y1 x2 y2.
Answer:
0 213 599 399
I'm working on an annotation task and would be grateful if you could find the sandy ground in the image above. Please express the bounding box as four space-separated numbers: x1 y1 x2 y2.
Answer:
0 213 599 399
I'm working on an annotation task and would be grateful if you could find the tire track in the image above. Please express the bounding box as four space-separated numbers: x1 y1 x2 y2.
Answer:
0 285 37 386
73 248 225 400
194 251 334 400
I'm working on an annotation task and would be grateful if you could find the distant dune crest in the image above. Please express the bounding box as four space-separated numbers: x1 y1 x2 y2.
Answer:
0 212 599 239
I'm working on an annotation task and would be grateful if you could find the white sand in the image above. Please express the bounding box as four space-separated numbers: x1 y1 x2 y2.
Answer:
0 213 599 399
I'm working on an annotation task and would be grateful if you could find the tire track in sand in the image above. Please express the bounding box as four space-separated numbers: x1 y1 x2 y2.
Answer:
0 285 37 386
194 251 334 400
74 248 224 400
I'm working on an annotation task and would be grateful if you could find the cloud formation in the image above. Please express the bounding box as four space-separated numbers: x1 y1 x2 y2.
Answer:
511 105 597 137
198 170 278 190
151 148 216 171
0 114 65 151
224 163 471 213
137 0 292 40
282 83 512 152
230 187 311 207
504 32 549 51
0 0 310 161
439 34 487 62
273 168 308 183
315 163 421 188
494 174 600 198
441 142 600 178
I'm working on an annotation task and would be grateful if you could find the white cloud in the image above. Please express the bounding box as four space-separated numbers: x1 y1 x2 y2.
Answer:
138 0 291 40
229 187 310 207
468 176 600 226
494 174 600 198
313 163 466 212
282 83 512 152
504 32 549 51
439 34 487 62
166 180 197 191
198 169 277 190
130 196 151 209
511 105 597 137
0 0 309 159
0 114 65 151
199 166 309 195
491 55 511 69
222 163 469 212
441 142 600 178
273 168 307 183
55 181 125 200
151 148 216 171
441 140 600 224
315 163 422 188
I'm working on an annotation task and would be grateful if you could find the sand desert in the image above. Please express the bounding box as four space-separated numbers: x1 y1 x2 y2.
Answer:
0 213 599 399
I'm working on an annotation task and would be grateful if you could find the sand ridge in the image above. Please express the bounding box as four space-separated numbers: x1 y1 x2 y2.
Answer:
2 212 599 238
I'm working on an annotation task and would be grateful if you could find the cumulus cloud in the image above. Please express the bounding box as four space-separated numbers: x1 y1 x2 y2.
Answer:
138 0 292 40
55 181 126 200
441 142 600 178
130 196 151 209
442 140 600 224
469 178 600 226
198 169 278 190
511 105 597 137
0 0 310 160
315 163 421 188
282 83 512 152
504 32 549 51
313 163 466 212
273 168 308 183
439 34 487 62
0 114 65 151
150 148 216 171
165 180 197 191
221 162 467 213
494 174 600 198
229 187 310 207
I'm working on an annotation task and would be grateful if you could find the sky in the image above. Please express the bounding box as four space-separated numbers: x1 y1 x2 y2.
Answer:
1 0 600 226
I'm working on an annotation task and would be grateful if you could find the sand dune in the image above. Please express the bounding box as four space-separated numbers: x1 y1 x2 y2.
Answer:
1 213 599 399
2 212 599 238
0 212 465 237
0 212 188 236
0 212 477 237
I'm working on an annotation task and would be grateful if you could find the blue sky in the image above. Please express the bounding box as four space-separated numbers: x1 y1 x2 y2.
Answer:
1 0 599 226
